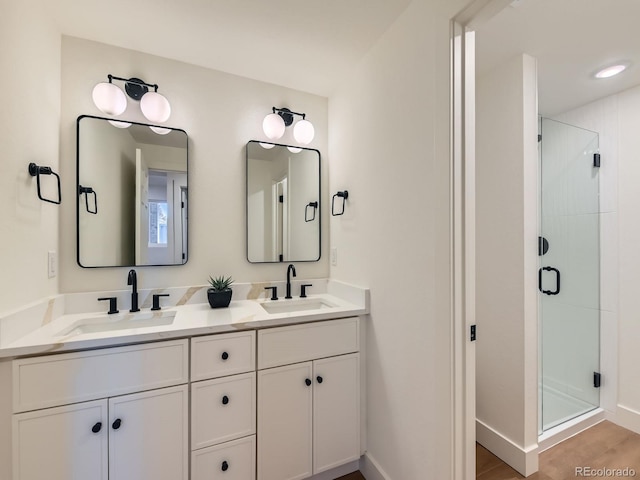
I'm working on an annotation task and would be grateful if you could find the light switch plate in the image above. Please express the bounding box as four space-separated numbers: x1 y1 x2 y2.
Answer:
330 247 338 266
48 251 57 278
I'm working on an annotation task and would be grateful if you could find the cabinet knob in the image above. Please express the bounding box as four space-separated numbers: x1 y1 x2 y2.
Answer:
222 395 230 405
112 418 122 430
221 351 229 360
91 422 102 433
221 460 229 472
305 378 312 387
316 376 323 384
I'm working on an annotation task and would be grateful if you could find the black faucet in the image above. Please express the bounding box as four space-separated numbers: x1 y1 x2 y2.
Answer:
127 269 140 312
285 264 296 299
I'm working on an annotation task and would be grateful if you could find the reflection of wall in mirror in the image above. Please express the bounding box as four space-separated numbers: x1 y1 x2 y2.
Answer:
79 121 135 266
288 154 320 260
247 156 287 262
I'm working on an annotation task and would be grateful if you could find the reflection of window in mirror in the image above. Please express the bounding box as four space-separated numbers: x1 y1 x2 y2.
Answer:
149 201 168 247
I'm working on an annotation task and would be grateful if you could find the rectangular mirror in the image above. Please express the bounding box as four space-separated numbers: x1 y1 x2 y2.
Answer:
246 140 320 263
77 115 188 267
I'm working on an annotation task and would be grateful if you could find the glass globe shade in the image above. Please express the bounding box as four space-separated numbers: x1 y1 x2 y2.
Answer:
293 119 315 145
92 82 127 116
259 142 276 149
140 92 171 123
150 126 171 135
287 146 302 153
108 120 132 128
263 113 285 140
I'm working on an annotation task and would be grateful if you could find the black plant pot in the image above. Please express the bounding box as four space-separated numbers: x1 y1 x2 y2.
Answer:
207 289 232 308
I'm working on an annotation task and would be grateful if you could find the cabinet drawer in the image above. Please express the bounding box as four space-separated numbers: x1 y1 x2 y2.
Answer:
13 339 189 413
191 331 255 381
191 372 256 450
192 435 256 480
257 318 359 369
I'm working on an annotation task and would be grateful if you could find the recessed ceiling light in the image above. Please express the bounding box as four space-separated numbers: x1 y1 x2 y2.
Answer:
595 64 628 79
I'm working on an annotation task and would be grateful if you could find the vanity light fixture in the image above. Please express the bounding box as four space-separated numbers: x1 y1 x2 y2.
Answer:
594 63 629 79
262 107 315 145
92 75 171 123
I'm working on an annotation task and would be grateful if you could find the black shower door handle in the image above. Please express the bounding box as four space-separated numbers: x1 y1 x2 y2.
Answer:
538 266 560 295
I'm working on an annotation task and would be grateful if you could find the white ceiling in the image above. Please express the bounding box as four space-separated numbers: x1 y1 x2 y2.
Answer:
46 0 412 97
475 0 640 116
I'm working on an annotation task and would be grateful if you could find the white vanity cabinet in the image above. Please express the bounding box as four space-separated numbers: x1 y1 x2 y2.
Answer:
256 318 360 480
12 339 189 480
190 331 257 480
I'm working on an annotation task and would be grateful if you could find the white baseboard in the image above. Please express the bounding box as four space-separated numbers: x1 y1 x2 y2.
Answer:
476 420 538 477
615 405 640 435
538 408 605 452
360 452 391 480
307 460 360 480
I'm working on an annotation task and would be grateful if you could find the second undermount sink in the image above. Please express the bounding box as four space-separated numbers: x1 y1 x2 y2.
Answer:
259 297 337 315
56 310 177 337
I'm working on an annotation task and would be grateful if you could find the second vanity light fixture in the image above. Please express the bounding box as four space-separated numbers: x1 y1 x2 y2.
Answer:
263 107 315 145
92 74 171 124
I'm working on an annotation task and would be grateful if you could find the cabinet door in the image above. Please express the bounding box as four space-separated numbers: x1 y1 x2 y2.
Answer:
257 363 312 480
109 385 188 480
313 353 360 474
12 399 108 480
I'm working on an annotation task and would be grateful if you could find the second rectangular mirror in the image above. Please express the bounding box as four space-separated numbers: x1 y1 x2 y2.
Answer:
246 141 321 263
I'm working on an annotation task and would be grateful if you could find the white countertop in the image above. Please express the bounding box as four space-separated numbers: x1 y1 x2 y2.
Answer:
0 281 369 358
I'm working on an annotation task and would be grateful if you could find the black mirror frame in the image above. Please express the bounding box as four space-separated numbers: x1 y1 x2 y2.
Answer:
76 114 189 268
245 140 321 264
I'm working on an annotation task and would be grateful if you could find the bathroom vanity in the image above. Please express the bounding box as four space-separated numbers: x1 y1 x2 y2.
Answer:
0 281 368 480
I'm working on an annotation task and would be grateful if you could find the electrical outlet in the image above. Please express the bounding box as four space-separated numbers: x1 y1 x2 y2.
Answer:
330 247 338 266
48 251 57 278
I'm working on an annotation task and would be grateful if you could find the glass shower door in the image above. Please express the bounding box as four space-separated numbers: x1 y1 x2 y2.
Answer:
539 118 600 432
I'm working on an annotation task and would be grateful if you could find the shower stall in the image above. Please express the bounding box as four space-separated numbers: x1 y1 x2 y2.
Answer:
538 117 601 433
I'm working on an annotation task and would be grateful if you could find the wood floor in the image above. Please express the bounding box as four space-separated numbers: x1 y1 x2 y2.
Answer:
477 421 640 479
338 421 640 480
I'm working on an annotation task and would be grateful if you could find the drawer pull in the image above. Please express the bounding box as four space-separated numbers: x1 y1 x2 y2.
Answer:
305 378 312 387
316 376 323 384
222 395 230 405
221 460 229 472
221 351 229 360
91 422 102 433
112 418 122 430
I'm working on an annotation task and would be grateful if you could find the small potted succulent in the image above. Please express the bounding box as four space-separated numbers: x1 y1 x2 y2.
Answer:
207 275 234 308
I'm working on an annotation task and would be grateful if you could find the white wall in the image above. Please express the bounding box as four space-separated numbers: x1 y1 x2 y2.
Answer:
556 84 640 433
329 1 468 478
60 36 329 292
0 2 61 314
475 54 539 476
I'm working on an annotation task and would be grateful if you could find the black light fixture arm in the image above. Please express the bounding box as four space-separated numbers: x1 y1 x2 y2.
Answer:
273 106 307 127
107 74 159 92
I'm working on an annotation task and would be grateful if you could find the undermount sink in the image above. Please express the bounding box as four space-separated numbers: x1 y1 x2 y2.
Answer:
259 297 337 315
56 311 177 337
